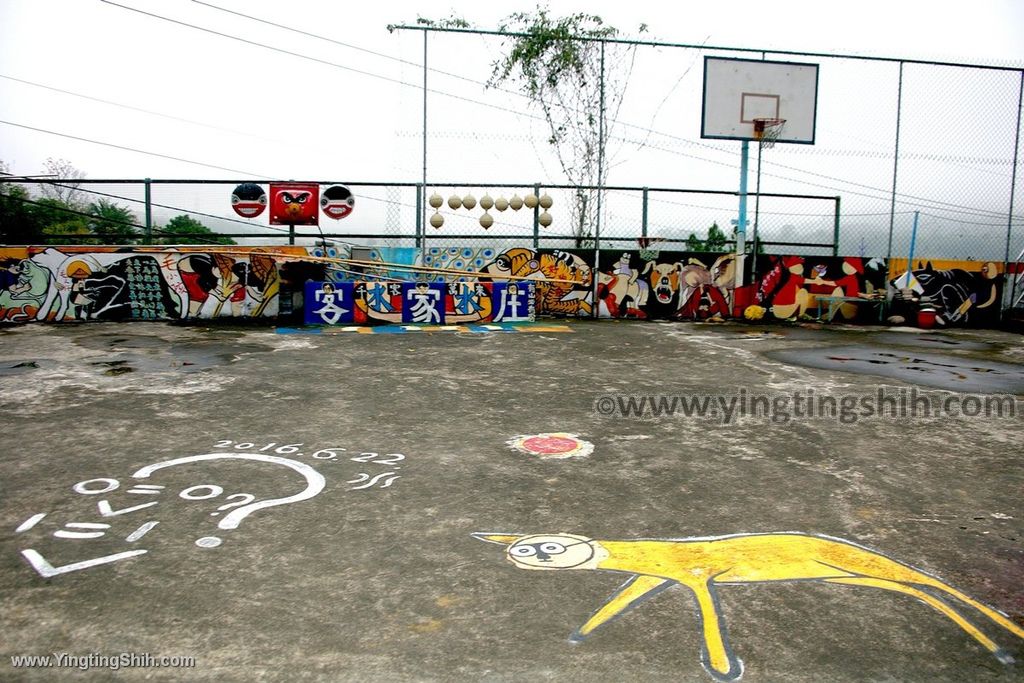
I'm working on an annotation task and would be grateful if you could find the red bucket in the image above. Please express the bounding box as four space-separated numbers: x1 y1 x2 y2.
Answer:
917 308 937 329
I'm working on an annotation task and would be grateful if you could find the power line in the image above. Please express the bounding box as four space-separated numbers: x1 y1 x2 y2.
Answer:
918 211 1024 228
610 130 1023 220
95 2 743 164
191 0 493 90
0 119 270 178
0 73 329 155
32 179 293 236
23 178 516 239
16 2 1019 225
6 114 1014 230
0 191 226 245
100 1 424 91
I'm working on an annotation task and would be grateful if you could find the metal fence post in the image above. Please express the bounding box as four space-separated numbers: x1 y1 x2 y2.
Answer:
143 178 152 245
591 41 606 319
735 141 749 293
422 30 428 256
532 183 540 249
833 196 841 256
1002 71 1023 317
641 187 649 243
416 184 423 250
887 62 904 262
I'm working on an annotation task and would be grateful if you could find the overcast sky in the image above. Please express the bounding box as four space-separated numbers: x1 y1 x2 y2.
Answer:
2 0 1021 179
1 0 1022 252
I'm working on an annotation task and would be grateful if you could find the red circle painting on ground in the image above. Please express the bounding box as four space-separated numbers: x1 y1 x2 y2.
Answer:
521 435 579 454
507 433 594 459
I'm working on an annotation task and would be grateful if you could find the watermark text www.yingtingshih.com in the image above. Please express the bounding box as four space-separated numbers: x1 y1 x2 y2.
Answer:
593 388 1017 424
9 652 196 672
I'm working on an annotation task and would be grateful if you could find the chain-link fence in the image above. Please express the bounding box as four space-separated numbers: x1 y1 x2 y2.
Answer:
385 27 1023 271
2 31 1022 312
0 178 839 255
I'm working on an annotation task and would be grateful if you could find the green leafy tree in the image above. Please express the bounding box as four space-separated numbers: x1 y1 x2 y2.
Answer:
42 216 94 244
684 222 737 253
159 215 235 245
23 197 92 244
0 159 90 244
484 8 645 246
0 163 46 244
705 222 728 252
88 198 140 244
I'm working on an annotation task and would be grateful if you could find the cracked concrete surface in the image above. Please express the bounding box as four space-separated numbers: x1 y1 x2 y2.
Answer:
0 319 1021 682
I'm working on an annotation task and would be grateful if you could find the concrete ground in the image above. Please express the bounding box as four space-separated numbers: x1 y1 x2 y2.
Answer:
0 319 1022 682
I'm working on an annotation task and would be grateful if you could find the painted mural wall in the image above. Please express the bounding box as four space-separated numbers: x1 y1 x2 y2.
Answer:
887 258 1004 328
337 247 888 324
751 255 889 323
0 246 298 323
303 280 535 325
0 245 1010 328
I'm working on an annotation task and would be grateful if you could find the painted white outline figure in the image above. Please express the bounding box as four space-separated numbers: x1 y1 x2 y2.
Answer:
131 453 326 530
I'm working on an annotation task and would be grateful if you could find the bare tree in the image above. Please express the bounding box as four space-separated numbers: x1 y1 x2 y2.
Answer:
488 10 644 246
38 157 86 208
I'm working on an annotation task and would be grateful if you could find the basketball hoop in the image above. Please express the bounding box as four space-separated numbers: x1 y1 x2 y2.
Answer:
753 118 786 148
637 236 666 261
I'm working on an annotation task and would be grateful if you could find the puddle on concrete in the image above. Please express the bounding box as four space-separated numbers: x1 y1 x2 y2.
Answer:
720 329 788 341
89 359 136 376
0 359 56 377
68 333 275 375
866 333 993 352
74 334 169 351
74 343 271 375
766 345 1024 394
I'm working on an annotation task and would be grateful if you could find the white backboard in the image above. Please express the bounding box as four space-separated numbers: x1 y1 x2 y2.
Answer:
702 57 819 144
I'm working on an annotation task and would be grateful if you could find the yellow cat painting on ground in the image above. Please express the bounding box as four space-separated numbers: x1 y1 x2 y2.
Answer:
473 532 1024 681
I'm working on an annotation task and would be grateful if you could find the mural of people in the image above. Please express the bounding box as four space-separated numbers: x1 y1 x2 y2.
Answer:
754 256 884 322
0 258 50 321
177 254 219 318
246 254 280 317
598 253 650 318
0 246 1006 328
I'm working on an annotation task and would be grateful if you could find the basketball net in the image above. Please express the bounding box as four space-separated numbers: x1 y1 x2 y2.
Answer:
637 236 666 261
753 118 786 149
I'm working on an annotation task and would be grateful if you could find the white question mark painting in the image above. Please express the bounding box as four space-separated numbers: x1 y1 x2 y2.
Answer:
212 494 256 516
132 453 326 547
